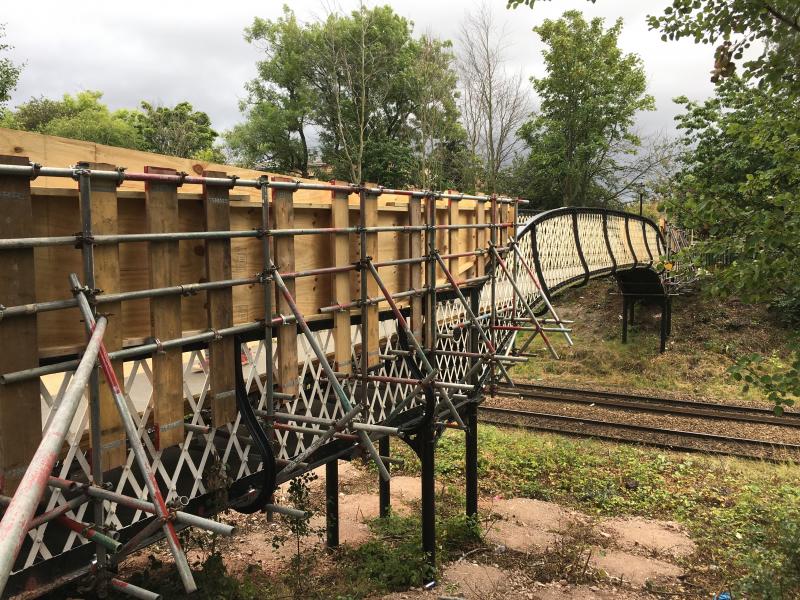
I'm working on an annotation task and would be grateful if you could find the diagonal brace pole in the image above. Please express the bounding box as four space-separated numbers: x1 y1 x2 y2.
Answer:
364 259 466 429
0 317 107 597
489 246 559 360
432 251 515 386
510 241 573 346
69 273 197 594
270 265 391 481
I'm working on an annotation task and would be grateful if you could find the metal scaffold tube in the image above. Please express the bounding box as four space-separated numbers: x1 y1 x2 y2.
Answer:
269 265 391 481
68 273 198 594
0 316 107 596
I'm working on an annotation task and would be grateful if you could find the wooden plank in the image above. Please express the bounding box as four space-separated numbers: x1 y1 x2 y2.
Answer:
85 162 126 470
0 155 40 493
330 182 352 374
363 188 380 369
145 166 184 449
448 197 460 276
475 201 486 278
203 170 236 426
499 202 509 246
408 196 423 341
272 178 299 399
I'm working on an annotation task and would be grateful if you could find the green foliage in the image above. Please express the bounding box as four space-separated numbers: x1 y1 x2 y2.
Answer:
1 95 71 132
26 91 144 149
647 0 800 92
666 76 800 412
731 345 800 415
227 7 314 175
667 78 799 309
3 91 222 159
232 5 463 187
509 1 800 93
131 101 221 160
517 11 654 207
0 25 22 109
734 486 800 598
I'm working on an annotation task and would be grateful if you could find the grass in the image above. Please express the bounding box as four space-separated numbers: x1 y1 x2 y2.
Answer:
389 424 800 596
96 485 482 600
512 278 794 406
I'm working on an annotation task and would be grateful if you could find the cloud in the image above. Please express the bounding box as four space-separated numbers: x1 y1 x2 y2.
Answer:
4 0 716 138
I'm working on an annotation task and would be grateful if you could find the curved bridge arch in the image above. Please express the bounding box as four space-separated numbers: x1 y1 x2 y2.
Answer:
518 207 667 300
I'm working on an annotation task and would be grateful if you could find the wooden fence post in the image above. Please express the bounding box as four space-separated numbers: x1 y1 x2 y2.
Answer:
363 186 380 369
330 182 352 375
272 178 299 400
203 170 236 427
145 166 184 449
86 162 126 469
0 156 40 493
409 195 423 341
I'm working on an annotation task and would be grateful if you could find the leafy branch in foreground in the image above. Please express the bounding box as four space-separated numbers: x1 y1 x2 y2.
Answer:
730 347 800 416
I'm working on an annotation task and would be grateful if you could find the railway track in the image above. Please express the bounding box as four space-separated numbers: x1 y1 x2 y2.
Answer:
494 382 800 427
482 383 800 461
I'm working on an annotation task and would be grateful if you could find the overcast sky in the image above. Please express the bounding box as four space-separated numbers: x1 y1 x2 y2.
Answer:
4 0 717 143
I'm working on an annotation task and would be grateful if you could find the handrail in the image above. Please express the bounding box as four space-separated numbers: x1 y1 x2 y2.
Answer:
517 207 667 300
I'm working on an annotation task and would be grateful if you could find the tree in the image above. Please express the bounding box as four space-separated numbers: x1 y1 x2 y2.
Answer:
0 24 22 110
231 5 461 188
519 11 654 207
457 4 529 193
227 8 314 175
509 0 800 92
409 35 465 189
133 101 222 160
667 78 799 310
647 0 800 90
308 4 420 185
5 91 144 149
0 95 71 132
667 77 799 412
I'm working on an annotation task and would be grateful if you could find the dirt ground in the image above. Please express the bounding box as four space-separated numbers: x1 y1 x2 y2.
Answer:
118 461 695 599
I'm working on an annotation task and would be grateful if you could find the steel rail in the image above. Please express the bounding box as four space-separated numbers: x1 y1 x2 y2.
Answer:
0 163 525 204
0 223 517 251
497 383 800 427
479 405 800 459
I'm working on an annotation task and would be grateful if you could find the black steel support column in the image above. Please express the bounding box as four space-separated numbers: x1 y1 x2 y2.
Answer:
466 286 480 518
379 436 391 517
420 428 436 577
667 296 673 336
326 459 339 548
621 295 629 344
421 192 437 584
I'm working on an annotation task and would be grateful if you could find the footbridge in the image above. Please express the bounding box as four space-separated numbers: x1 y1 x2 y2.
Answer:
0 131 670 598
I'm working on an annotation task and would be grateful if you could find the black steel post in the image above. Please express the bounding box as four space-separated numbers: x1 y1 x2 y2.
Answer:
667 296 673 336
622 295 629 344
466 286 480 519
421 193 437 583
420 427 436 579
326 459 339 548
379 436 391 517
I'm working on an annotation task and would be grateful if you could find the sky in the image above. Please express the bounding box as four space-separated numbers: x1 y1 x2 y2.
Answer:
3 0 718 143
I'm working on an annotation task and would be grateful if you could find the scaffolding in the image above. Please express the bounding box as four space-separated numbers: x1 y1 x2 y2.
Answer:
0 149 668 597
